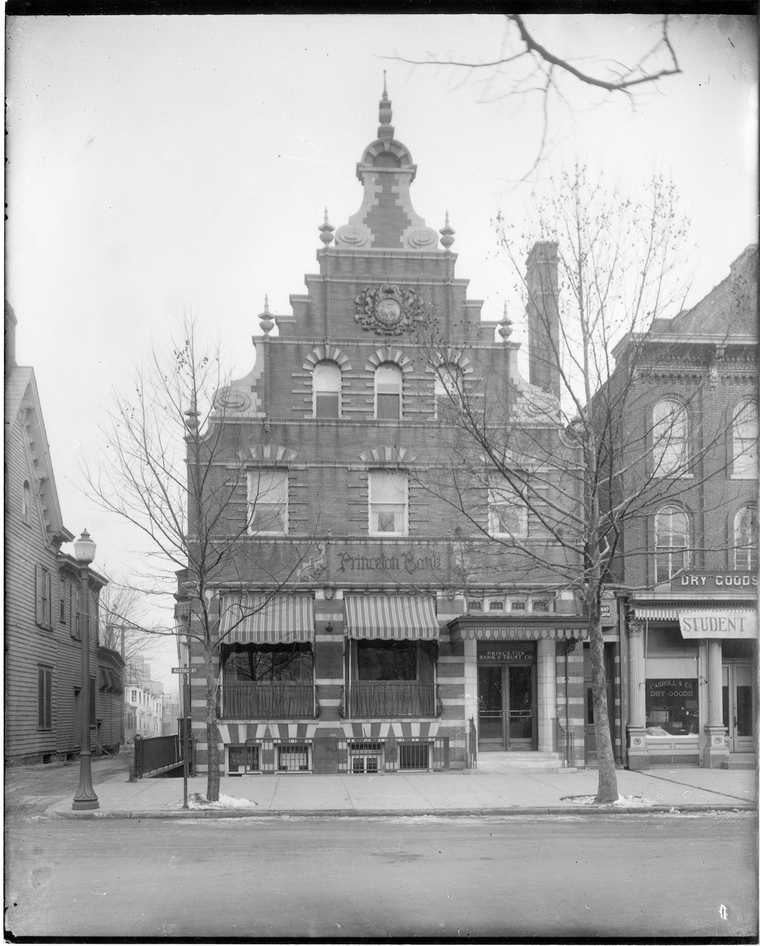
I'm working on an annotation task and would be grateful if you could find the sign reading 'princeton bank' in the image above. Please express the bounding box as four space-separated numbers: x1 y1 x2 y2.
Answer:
679 610 757 639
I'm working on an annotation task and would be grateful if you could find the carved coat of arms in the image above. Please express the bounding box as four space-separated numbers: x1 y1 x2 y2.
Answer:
354 284 424 336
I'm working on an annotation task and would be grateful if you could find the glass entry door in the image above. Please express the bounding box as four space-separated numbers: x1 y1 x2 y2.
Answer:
723 663 755 753
478 665 535 750
478 666 504 749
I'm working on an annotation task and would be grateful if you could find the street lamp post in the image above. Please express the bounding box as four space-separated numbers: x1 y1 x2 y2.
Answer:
72 529 99 811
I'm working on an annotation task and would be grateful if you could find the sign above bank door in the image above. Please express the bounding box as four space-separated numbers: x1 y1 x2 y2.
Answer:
679 610 757 640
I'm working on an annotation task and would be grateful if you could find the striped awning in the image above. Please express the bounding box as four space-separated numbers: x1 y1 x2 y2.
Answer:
219 595 314 644
452 624 587 641
345 595 439 640
633 607 680 621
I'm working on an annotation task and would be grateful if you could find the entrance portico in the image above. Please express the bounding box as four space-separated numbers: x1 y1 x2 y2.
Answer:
448 615 587 762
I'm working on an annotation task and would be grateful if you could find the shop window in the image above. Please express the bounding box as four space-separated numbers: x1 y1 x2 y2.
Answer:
37 665 53 730
734 506 758 570
652 399 688 477
277 744 310 771
357 639 418 681
433 364 463 419
488 475 528 538
654 506 690 582
368 469 407 535
313 362 341 418
732 400 758 478
222 642 313 683
645 678 698 736
375 364 402 420
247 470 288 535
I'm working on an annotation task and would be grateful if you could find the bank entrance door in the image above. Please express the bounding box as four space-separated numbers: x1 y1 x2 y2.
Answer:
722 663 755 753
477 649 536 751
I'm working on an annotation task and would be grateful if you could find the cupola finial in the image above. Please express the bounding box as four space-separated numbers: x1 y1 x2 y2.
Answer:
498 301 513 341
439 210 455 249
259 295 274 335
378 72 393 137
318 207 335 246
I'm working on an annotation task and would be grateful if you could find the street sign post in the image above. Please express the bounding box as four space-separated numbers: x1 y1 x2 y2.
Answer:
171 667 199 808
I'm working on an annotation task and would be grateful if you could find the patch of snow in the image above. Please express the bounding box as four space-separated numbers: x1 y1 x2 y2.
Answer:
166 792 258 810
563 794 655 808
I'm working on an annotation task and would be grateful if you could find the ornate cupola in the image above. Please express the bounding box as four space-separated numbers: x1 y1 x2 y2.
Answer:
333 75 440 252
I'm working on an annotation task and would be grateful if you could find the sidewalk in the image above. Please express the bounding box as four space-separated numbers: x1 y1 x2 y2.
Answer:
49 766 758 819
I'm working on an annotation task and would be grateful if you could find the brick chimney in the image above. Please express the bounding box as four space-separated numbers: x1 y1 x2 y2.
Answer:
526 241 560 399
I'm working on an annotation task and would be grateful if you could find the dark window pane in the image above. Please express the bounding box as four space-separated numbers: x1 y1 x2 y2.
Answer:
377 394 400 420
316 392 339 418
357 640 417 680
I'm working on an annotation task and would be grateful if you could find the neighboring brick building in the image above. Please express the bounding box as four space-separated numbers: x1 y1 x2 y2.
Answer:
179 86 620 777
610 246 758 768
5 303 113 764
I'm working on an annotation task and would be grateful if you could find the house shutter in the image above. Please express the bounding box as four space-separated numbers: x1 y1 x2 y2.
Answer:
37 667 45 728
35 565 44 626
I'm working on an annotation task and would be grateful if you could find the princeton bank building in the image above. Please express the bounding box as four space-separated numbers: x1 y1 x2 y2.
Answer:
627 573 757 769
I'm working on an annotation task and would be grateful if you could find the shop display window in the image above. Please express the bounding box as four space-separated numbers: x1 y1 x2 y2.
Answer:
646 678 698 735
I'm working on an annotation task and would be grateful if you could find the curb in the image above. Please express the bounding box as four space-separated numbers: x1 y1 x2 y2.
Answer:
48 803 756 820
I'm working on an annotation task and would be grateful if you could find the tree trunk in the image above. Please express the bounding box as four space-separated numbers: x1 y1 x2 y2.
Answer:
203 646 220 803
588 612 618 803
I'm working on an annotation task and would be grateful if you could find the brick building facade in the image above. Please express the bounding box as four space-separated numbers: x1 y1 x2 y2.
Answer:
179 86 625 777
611 246 758 768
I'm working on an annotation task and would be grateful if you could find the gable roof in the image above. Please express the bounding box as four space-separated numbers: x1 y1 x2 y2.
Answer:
5 363 73 545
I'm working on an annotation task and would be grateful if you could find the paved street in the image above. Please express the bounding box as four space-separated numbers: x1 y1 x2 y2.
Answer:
6 811 757 939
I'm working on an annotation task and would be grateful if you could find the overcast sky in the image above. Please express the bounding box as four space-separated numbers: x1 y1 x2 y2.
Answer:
6 14 757 691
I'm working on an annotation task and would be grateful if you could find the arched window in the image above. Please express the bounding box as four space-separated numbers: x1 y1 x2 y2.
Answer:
654 506 690 583
434 364 463 419
313 362 341 418
653 399 688 477
732 400 758 478
22 480 31 524
734 506 758 571
375 364 402 420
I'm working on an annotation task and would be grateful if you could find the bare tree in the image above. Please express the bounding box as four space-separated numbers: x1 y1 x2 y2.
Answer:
98 580 163 665
83 320 314 801
415 166 750 802
394 14 684 177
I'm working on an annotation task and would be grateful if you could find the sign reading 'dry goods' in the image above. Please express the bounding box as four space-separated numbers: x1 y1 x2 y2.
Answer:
679 610 757 639
676 572 758 590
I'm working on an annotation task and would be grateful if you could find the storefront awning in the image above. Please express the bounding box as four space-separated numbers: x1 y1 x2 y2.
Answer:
345 595 439 640
219 595 314 644
448 618 588 642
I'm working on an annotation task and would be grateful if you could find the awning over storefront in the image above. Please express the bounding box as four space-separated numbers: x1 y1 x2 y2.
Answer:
633 604 757 624
448 618 588 642
345 595 439 640
219 595 314 644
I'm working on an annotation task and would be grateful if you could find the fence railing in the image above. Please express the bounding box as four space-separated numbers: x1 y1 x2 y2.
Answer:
340 683 442 718
218 684 319 719
133 733 183 779
555 718 575 768
228 738 313 774
337 736 449 773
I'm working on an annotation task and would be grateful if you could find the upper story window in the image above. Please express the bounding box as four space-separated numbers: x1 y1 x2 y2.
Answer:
734 506 758 571
732 400 758 478
488 475 528 538
247 470 288 535
369 469 407 535
22 480 31 524
313 362 341 419
375 364 402 420
654 505 691 583
434 365 463 419
653 398 689 477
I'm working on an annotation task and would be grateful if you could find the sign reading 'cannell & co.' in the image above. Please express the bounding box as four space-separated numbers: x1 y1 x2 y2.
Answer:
679 610 757 639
